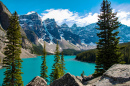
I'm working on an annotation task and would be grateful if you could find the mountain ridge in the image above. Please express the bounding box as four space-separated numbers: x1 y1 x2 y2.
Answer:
18 11 130 53
19 11 130 45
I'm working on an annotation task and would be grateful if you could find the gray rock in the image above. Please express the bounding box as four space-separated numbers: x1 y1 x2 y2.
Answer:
26 76 47 86
83 75 94 81
50 73 83 86
76 76 83 82
92 64 130 86
0 1 11 30
0 66 2 69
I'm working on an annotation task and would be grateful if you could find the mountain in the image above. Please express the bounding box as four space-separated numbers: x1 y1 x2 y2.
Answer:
0 1 37 63
19 13 91 53
0 1 129 55
69 23 130 44
118 24 130 43
19 11 130 53
70 23 99 44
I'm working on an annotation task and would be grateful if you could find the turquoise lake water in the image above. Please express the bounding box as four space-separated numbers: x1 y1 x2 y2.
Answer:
0 55 95 86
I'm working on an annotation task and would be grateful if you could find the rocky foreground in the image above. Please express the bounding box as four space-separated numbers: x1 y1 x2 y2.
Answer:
26 64 130 86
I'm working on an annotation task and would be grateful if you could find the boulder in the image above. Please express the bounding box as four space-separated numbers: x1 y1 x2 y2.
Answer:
50 73 83 86
26 76 47 86
92 64 130 86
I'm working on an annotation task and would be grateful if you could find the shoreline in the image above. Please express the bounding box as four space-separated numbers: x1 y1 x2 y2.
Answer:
75 58 95 63
0 63 3 69
21 55 37 59
0 55 38 70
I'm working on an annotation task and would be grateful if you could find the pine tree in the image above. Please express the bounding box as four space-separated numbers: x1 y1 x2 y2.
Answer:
49 41 61 83
2 11 23 86
40 41 48 82
81 71 85 78
60 51 66 76
93 0 124 77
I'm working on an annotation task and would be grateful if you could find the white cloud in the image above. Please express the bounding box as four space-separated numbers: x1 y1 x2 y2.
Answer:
116 10 130 26
41 9 130 27
41 9 98 27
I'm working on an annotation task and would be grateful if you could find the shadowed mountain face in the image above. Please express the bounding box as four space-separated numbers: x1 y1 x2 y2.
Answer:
0 1 37 59
0 1 11 30
0 1 34 49
19 13 82 45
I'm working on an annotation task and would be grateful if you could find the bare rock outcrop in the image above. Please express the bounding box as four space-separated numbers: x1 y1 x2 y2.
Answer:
76 76 83 82
91 64 130 86
0 1 11 30
83 75 94 82
20 48 36 58
26 76 47 86
50 73 83 86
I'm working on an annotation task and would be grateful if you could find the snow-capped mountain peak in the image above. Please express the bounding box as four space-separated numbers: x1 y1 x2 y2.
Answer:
26 11 36 15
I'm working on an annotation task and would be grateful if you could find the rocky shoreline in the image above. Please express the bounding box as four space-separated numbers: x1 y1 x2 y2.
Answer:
26 64 130 86
0 49 37 70
0 63 3 69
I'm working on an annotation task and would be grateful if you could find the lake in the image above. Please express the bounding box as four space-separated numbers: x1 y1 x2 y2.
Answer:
0 55 95 85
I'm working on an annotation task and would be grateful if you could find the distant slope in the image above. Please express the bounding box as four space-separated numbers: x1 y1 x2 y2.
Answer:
75 42 130 64
62 49 83 55
76 49 97 63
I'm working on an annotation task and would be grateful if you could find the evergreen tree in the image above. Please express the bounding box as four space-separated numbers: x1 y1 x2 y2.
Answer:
60 51 66 76
93 0 124 77
81 71 85 78
49 41 61 83
40 41 48 82
2 11 23 86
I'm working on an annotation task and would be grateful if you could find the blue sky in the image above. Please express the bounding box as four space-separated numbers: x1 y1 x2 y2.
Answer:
1 0 130 26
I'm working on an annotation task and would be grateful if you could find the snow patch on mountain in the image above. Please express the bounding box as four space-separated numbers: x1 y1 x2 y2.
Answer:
26 11 36 15
20 19 28 21
43 21 53 42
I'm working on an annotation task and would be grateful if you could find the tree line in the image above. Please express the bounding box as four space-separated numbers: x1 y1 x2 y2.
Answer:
76 42 130 64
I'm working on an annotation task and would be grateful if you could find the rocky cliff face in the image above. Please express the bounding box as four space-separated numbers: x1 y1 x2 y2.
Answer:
19 12 42 45
0 1 11 30
0 1 33 50
44 18 61 42
0 1 36 61
19 14 85 53
0 28 6 61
